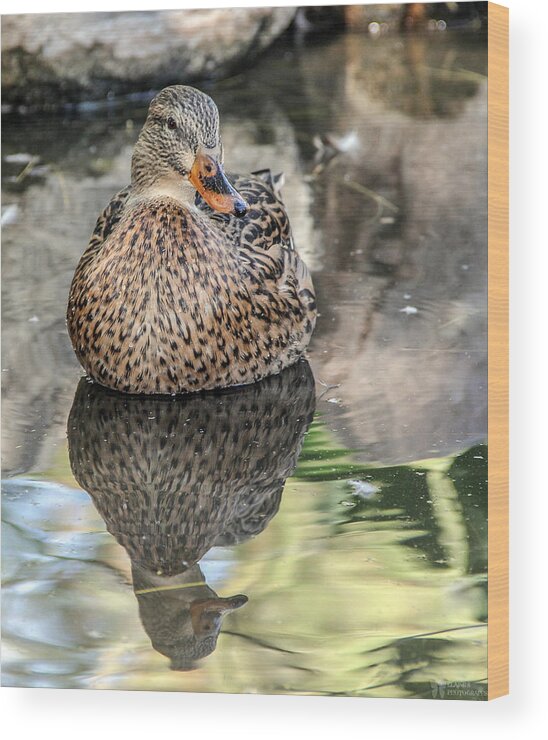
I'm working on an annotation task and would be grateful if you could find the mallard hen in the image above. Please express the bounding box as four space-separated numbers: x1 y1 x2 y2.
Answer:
68 360 315 669
67 85 316 394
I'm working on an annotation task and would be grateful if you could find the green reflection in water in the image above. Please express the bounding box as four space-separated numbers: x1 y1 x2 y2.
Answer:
206 420 487 699
2 411 487 698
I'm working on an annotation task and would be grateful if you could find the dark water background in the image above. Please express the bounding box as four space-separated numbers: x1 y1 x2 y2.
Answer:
1 26 488 698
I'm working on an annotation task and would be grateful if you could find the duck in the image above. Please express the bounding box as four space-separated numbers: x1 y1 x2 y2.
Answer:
67 85 316 394
68 360 315 573
67 360 316 669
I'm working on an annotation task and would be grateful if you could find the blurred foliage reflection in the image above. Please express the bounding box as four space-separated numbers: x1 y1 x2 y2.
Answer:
2 396 486 697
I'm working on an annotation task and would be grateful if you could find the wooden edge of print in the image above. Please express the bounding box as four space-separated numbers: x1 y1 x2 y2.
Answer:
487 1 509 701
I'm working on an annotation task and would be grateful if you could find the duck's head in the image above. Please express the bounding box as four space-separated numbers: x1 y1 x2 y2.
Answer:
131 85 248 217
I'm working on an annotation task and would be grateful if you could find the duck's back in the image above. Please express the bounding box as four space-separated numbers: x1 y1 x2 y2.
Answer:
68 174 315 395
197 170 316 318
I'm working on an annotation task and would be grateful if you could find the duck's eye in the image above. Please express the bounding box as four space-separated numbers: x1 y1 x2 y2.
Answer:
167 117 177 130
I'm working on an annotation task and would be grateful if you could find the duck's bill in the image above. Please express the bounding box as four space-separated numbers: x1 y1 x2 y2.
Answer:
190 151 248 217
190 594 248 621
190 594 248 635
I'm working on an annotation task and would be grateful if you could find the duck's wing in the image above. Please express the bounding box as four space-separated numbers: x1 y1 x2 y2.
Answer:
79 185 132 269
195 170 293 253
195 170 316 316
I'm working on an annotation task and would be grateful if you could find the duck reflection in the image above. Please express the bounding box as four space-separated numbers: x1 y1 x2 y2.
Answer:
67 360 315 670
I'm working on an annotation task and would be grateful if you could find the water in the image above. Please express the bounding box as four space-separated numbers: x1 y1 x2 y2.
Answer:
1 27 488 698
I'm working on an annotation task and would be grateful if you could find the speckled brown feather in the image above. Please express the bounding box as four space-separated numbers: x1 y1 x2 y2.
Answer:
68 361 315 669
67 88 316 394
67 360 316 574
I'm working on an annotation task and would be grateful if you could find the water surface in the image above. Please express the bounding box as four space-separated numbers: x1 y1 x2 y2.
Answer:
2 27 488 698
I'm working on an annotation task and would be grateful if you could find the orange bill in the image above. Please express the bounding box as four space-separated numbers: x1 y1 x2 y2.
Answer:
190 149 248 217
190 594 248 636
